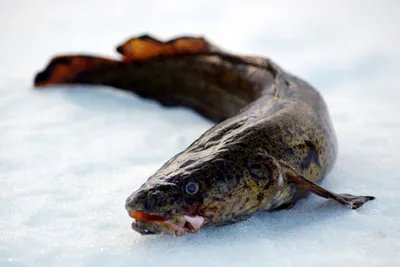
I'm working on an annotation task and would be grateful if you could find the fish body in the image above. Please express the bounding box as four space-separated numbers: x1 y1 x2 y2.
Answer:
34 35 374 236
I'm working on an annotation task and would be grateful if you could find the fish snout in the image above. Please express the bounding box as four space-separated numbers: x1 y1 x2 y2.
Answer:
125 190 147 213
125 194 134 211
125 189 167 214
125 184 185 216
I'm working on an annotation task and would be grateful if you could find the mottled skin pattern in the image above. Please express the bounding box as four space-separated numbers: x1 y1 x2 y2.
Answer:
34 34 374 236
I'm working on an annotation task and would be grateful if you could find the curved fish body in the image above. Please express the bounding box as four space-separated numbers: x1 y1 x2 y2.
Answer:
34 34 374 236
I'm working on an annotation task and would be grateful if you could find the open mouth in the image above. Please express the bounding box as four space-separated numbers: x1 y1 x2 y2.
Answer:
129 211 205 236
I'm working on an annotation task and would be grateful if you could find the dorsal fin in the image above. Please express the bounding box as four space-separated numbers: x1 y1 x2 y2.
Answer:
116 35 221 62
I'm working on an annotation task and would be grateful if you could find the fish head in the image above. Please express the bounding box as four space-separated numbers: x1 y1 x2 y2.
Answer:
125 166 207 236
125 146 281 236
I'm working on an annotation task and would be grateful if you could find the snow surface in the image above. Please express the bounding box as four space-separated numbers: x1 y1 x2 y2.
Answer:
1 0 400 266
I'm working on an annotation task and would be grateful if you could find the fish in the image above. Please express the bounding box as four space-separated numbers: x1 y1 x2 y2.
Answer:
33 34 375 236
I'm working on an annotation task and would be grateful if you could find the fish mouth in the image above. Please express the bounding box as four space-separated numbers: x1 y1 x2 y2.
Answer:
128 211 205 236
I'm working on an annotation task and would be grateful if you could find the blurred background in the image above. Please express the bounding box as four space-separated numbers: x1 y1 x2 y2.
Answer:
1 1 399 267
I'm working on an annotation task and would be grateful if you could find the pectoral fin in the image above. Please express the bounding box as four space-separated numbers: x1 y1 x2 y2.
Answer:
280 161 375 209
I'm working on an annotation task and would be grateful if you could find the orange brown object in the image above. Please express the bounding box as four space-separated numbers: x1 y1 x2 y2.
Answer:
129 211 167 222
116 35 221 62
34 55 122 87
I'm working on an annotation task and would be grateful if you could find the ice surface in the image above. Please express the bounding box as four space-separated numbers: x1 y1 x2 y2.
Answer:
1 0 399 266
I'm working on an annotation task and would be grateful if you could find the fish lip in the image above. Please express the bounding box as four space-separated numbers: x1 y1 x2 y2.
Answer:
128 211 205 236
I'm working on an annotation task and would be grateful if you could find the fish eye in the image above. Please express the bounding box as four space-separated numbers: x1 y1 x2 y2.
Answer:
185 182 199 195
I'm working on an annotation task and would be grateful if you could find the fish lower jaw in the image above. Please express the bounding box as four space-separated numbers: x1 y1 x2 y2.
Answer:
129 211 205 236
